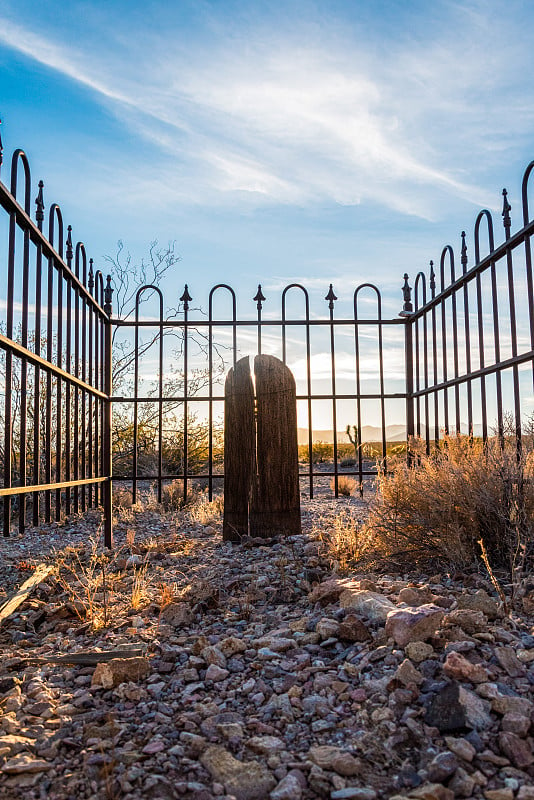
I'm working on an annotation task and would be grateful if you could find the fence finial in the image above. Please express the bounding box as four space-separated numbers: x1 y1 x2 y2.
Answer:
254 284 266 311
429 260 436 298
88 258 94 291
461 231 468 273
180 284 192 311
104 274 113 316
66 225 73 267
325 284 337 310
35 180 45 230
502 188 512 237
400 273 413 316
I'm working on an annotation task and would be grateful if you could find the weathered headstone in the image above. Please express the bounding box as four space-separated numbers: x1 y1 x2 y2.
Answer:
223 357 255 541
223 354 301 540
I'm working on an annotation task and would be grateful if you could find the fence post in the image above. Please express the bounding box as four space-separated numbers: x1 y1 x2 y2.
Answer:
103 275 113 548
400 274 415 464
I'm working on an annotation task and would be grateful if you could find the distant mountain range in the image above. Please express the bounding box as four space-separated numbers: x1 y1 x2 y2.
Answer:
298 423 484 445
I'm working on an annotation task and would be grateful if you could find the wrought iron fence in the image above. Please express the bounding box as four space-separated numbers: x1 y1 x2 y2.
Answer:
1 121 533 545
0 129 113 545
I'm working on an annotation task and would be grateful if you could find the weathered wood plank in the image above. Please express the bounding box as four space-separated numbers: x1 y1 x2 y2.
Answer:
250 354 301 538
223 356 255 541
0 564 53 627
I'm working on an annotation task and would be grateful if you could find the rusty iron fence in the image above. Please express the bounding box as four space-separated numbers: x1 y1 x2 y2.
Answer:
1 123 533 545
0 131 113 545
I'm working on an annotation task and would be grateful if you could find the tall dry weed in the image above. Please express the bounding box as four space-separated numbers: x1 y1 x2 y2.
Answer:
361 430 534 570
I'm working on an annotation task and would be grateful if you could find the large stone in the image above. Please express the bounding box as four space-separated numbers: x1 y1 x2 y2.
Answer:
398 586 435 606
498 732 534 768
160 602 193 627
338 614 372 642
458 686 492 730
1 754 52 774
270 770 305 800
425 682 467 732
308 745 362 776
442 651 489 683
426 752 458 782
385 605 444 646
457 590 500 619
340 590 396 622
310 579 360 606
408 783 454 800
91 657 150 689
494 646 526 678
404 641 434 663
200 745 276 800
315 618 340 639
444 609 487 635
395 658 424 686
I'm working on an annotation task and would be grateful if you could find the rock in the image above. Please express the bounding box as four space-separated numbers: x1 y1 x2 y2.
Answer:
484 790 515 800
160 602 193 627
220 637 247 657
442 651 488 683
518 788 534 800
316 618 340 639
447 767 475 797
398 587 435 606
457 590 500 619
494 646 526 677
444 736 476 762
330 789 377 799
426 752 458 782
408 783 454 800
91 657 150 688
310 579 359 606
445 609 487 634
1 754 52 774
308 745 362 776
340 590 396 622
0 735 36 755
501 712 531 737
458 686 492 730
498 732 534 768
395 659 424 686
202 645 227 668
404 641 434 663
425 681 491 731
478 684 534 717
338 614 372 642
385 605 444 646
205 664 230 682
270 770 305 800
255 636 295 653
200 745 276 800
247 736 285 755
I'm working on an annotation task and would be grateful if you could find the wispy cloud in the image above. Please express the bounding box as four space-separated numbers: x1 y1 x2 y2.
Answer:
2 4 527 220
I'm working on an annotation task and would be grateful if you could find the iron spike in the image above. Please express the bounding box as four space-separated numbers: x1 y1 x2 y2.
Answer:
104 274 113 316
88 258 94 290
253 284 266 311
180 284 192 310
325 284 337 310
35 180 45 229
460 231 468 273
400 273 413 316
502 188 512 234
66 225 73 266
429 260 436 297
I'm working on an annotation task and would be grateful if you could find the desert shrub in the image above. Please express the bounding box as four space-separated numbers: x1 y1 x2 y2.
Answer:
331 475 356 496
340 457 357 468
361 433 534 570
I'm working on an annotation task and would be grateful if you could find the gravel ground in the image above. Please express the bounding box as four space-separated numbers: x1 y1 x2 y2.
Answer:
0 487 533 800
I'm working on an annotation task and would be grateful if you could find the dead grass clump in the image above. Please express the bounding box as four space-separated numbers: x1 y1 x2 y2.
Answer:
315 509 373 572
189 493 224 524
331 475 356 496
361 432 534 571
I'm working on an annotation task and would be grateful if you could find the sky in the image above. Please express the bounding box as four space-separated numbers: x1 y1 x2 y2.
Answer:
1 0 533 314
1 0 534 432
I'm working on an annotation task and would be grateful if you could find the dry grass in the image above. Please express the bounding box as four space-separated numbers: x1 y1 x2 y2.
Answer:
331 475 356 496
315 509 374 573
360 430 534 571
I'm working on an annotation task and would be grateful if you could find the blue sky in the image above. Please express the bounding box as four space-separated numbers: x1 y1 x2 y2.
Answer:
1 0 533 321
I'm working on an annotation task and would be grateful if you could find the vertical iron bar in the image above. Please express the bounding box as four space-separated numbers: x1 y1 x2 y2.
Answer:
65 227 73 516
55 253 63 520
88 260 94 506
430 262 439 447
405 320 415 464
460 232 473 435
181 285 192 504
18 204 31 533
326 285 338 496
32 181 44 526
103 286 113 548
502 189 521 457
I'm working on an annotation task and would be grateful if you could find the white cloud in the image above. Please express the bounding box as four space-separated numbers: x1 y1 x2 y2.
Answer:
2 6 527 219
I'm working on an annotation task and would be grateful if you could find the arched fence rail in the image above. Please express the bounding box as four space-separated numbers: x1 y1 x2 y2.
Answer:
1 126 533 547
